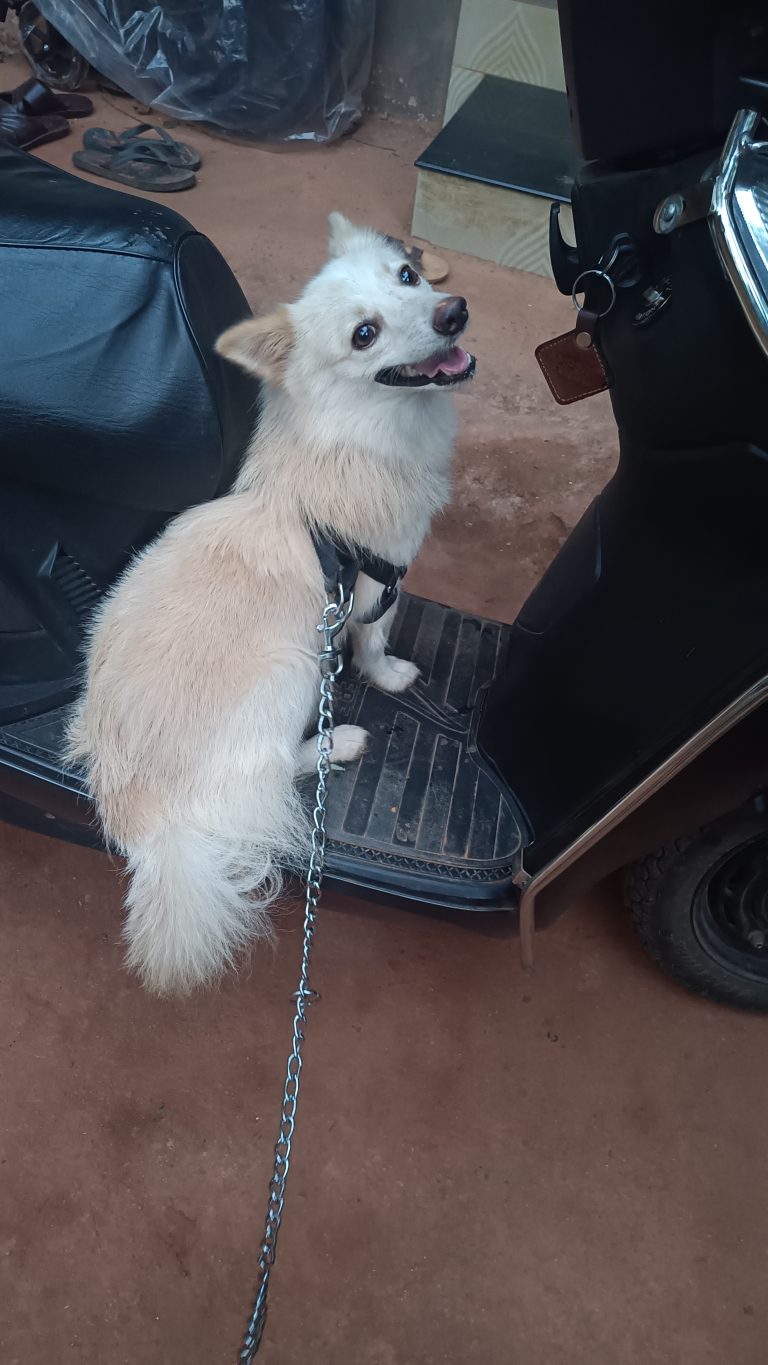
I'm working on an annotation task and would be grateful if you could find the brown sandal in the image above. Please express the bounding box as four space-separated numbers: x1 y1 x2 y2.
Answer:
0 77 93 120
0 104 70 150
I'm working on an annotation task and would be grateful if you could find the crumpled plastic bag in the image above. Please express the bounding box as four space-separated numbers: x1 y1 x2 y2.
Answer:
38 0 375 142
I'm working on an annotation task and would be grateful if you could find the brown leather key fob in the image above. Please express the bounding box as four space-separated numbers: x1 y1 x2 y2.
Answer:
535 307 612 405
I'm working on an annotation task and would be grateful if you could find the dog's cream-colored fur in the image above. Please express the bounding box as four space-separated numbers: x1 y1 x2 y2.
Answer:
67 214 470 993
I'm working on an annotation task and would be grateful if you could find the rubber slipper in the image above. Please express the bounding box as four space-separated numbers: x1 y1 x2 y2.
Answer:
83 122 202 170
72 140 196 191
0 76 93 119
419 249 450 285
0 105 69 150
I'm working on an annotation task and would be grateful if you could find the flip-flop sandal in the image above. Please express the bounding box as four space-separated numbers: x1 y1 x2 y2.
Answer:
418 249 450 285
72 140 197 191
83 122 202 170
0 104 69 150
0 76 93 119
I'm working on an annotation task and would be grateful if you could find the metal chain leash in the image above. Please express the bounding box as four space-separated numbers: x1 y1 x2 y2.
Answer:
239 583 355 1363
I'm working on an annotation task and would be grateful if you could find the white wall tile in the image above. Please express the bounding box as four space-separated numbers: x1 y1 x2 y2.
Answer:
453 0 564 89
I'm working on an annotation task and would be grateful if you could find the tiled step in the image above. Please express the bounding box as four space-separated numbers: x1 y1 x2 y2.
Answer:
445 0 565 124
412 75 576 277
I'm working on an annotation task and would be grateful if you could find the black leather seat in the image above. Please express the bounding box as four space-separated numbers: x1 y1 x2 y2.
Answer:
0 143 260 720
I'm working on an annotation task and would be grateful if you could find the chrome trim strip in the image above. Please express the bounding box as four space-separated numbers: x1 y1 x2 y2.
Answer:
518 672 768 967
710 108 768 358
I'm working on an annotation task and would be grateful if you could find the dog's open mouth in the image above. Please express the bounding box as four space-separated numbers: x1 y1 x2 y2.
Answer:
375 346 476 388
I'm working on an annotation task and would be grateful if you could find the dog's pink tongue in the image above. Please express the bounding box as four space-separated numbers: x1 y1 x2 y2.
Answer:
420 346 471 378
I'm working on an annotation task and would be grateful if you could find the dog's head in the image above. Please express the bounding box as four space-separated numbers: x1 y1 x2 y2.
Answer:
216 213 475 394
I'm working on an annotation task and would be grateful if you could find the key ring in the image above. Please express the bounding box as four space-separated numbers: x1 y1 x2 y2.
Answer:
571 268 616 317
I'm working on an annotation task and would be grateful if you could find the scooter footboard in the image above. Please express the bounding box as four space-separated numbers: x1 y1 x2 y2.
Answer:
0 594 527 912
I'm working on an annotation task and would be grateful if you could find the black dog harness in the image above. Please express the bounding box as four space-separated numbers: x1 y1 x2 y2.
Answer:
311 528 407 625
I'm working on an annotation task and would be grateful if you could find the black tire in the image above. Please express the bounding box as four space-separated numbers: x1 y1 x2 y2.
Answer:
625 801 768 1011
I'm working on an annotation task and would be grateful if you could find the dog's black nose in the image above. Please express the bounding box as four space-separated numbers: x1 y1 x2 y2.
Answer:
432 295 468 337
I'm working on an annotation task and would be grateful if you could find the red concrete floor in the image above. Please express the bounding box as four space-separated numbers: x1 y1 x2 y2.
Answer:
2 61 768 1364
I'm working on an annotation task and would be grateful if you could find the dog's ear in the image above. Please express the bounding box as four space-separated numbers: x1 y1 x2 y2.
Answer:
327 211 381 258
215 308 294 384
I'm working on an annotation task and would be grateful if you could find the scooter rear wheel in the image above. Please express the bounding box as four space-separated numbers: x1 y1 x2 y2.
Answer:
626 803 768 1012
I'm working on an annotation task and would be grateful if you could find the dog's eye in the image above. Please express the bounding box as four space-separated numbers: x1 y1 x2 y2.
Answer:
399 264 420 286
352 321 378 350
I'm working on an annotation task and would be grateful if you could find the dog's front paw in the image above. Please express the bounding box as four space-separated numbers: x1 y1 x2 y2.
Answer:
331 724 369 764
366 656 420 694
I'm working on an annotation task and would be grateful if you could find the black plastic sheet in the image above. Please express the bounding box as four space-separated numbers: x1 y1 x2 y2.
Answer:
38 0 375 142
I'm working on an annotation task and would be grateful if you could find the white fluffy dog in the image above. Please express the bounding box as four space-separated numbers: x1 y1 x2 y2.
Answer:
66 213 475 993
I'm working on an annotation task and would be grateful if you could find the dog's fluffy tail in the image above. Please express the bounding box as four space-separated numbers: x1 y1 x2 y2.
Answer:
122 824 284 995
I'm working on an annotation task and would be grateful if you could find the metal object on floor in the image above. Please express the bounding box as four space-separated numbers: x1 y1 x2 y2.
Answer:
239 584 353 1362
16 1 90 90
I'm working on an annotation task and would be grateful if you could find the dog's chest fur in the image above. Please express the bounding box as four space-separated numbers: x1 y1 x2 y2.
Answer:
237 383 457 567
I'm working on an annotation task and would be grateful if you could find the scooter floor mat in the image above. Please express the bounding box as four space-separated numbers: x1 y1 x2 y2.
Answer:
321 593 523 909
0 595 523 910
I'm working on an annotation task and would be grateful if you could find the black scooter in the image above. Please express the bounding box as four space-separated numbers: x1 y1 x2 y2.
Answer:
2 0 768 1011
